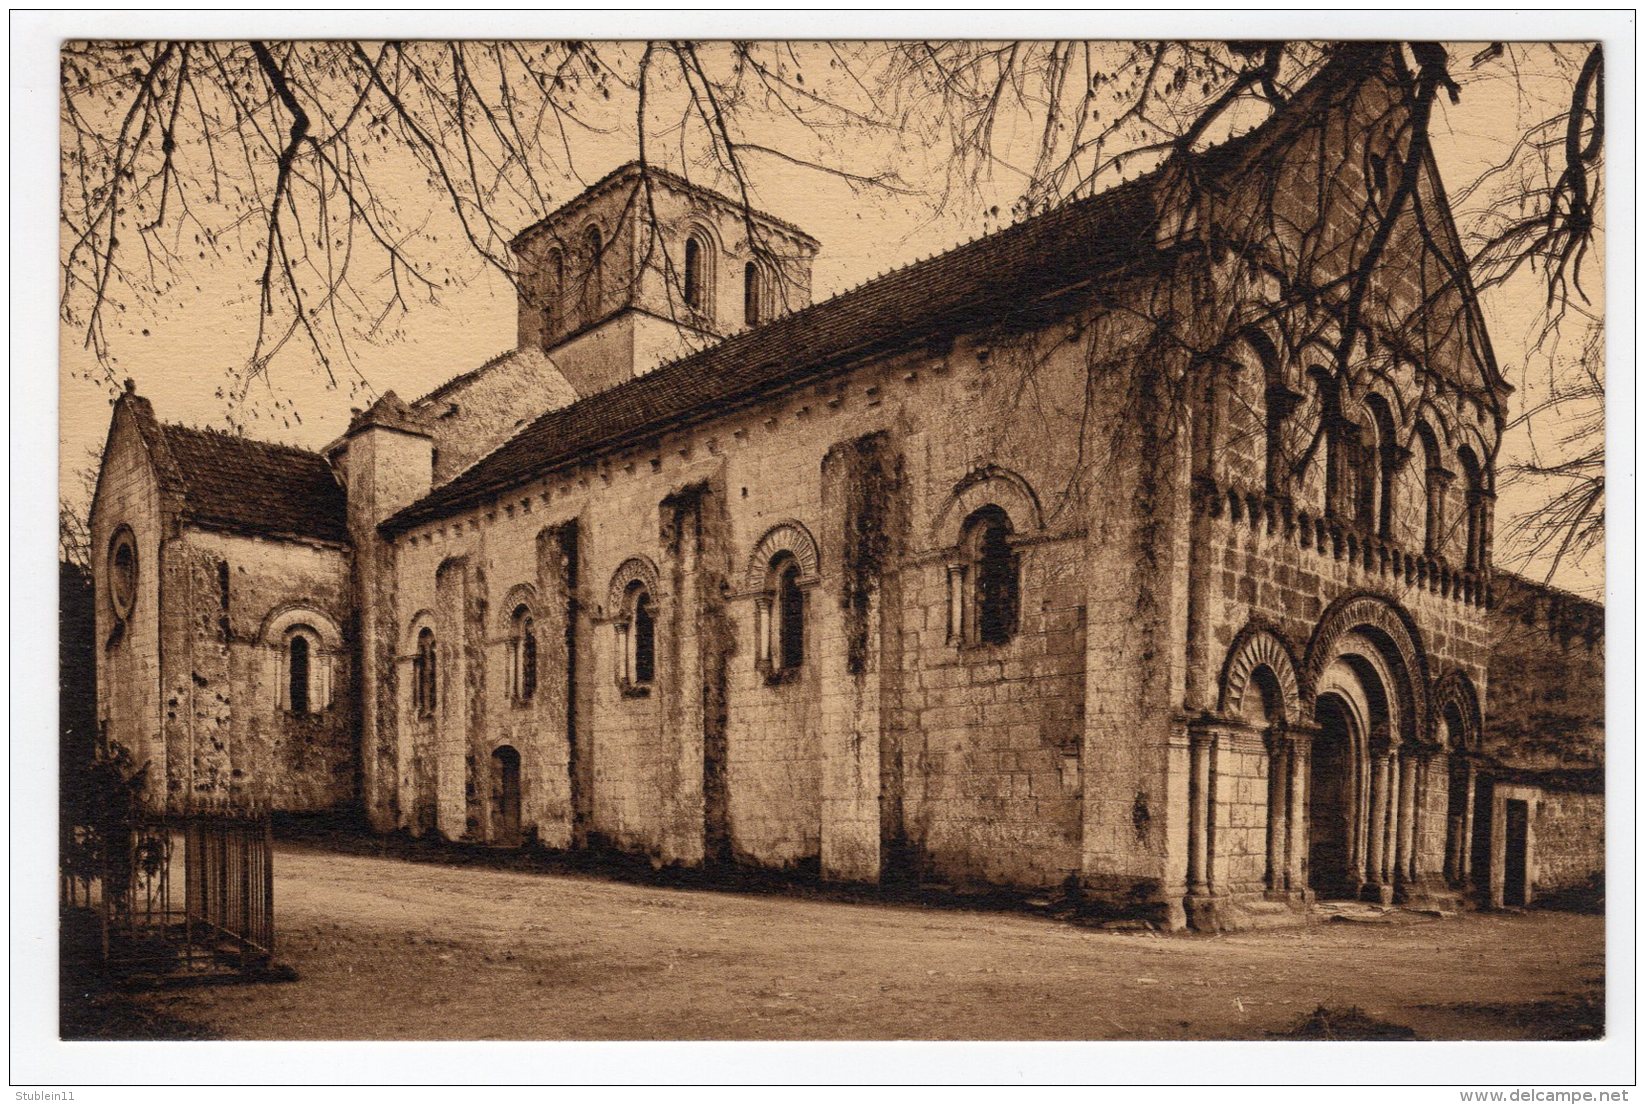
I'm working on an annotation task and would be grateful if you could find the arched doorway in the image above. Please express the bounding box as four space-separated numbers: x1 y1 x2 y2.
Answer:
491 746 522 846
1302 596 1432 905
1309 694 1357 897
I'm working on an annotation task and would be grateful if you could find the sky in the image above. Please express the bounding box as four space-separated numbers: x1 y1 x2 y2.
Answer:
57 39 1605 597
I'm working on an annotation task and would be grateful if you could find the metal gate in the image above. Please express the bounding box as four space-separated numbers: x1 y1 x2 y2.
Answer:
63 811 275 978
183 814 275 969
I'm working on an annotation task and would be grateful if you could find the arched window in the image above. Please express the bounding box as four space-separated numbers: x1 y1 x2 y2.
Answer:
509 605 537 704
684 234 709 315
634 591 655 685
265 608 338 714
1457 446 1487 571
617 582 656 692
955 506 1019 646
1415 421 1447 556
1322 386 1356 522
414 626 438 717
287 632 312 715
277 625 330 715
580 225 604 324
744 261 765 326
542 247 564 342
1362 395 1399 538
755 552 807 678
777 560 805 670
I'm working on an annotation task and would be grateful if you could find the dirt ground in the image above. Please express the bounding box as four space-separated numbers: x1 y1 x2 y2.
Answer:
83 841 1604 1041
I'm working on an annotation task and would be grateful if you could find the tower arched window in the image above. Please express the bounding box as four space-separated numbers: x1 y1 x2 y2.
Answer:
580 226 604 325
616 582 656 693
510 605 537 704
954 505 1019 646
414 627 438 717
684 234 711 316
744 261 766 326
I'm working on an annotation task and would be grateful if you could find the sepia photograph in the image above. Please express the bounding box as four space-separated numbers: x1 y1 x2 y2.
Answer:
19 11 1630 1089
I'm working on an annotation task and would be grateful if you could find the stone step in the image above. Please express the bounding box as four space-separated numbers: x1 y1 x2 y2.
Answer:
1240 899 1292 914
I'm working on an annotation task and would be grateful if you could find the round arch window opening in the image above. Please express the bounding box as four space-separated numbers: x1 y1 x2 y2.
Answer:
109 527 138 618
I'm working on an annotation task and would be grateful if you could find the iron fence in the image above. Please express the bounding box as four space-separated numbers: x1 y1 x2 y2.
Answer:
61 810 275 978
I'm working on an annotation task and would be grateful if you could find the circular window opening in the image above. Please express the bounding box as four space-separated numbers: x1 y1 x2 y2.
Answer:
109 526 138 618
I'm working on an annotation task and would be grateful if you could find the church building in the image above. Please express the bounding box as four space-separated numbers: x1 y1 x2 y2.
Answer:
89 45 1603 929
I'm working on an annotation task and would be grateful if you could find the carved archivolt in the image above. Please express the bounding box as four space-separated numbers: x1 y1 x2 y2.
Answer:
1218 623 1302 724
606 555 660 616
1429 669 1483 753
498 582 539 626
744 520 821 590
402 608 437 653
1303 592 1428 744
260 603 343 650
929 464 1044 548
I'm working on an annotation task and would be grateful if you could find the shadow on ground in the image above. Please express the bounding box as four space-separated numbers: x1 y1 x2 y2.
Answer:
1420 995 1604 1040
1271 1005 1420 1040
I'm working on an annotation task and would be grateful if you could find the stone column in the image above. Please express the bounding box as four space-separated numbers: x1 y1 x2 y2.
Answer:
1287 730 1311 896
1347 752 1366 892
434 557 472 841
1459 760 1478 886
1410 754 1432 886
1381 748 1401 894
944 562 966 646
1396 751 1419 894
532 521 579 850
1367 749 1391 902
817 433 899 884
1187 725 1214 898
660 490 708 868
1265 731 1290 894
753 596 773 669
1425 467 1454 557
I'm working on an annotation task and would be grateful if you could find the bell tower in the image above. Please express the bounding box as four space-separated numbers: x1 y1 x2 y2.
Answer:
510 162 819 397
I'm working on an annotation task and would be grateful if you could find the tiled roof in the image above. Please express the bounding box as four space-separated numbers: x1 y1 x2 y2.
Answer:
511 160 820 251
159 422 349 544
383 44 1487 536
383 174 1160 534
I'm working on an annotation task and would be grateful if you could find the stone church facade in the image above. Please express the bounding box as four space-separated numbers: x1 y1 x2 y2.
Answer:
90 45 1603 929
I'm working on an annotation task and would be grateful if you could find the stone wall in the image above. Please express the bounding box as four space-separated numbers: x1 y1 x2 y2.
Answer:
1485 575 1604 773
1532 789 1604 897
162 527 355 813
90 404 169 806
378 323 1107 895
417 348 580 486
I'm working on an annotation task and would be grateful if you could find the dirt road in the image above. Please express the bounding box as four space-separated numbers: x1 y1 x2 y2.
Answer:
112 842 1603 1040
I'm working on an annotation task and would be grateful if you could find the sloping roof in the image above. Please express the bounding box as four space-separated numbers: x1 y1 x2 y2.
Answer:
383 43 1497 536
385 173 1160 534
158 422 349 544
414 346 581 415
511 160 820 251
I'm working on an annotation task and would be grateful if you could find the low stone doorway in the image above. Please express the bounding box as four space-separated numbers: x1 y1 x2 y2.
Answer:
491 746 522 846
1502 798 1529 906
